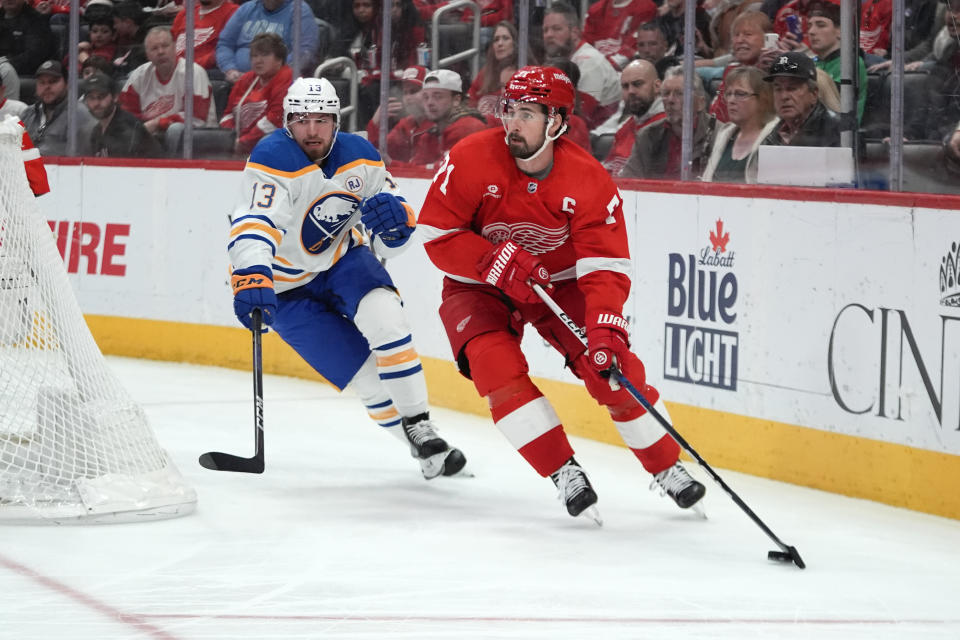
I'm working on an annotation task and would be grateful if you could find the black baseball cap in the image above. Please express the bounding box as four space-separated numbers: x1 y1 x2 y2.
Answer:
83 71 116 95
35 60 64 80
764 52 817 82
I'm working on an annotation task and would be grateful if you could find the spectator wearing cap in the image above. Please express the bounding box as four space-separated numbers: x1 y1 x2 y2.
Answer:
119 26 217 143
0 65 26 117
112 1 148 76
761 51 840 147
581 0 657 71
409 69 488 167
807 1 867 124
218 32 290 155
171 0 238 71
84 70 162 157
365 65 429 156
542 2 620 123
22 60 96 156
0 0 57 75
216 0 318 81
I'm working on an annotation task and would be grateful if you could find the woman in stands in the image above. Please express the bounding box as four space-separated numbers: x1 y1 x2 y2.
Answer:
701 65 777 183
467 21 533 116
219 33 292 156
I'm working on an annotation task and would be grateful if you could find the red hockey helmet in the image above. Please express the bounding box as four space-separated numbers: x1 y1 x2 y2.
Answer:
501 66 575 114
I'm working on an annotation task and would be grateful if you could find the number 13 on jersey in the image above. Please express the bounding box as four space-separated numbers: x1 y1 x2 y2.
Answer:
249 182 277 210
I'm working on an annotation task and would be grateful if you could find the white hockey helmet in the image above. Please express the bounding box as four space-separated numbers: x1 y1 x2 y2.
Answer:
283 77 341 133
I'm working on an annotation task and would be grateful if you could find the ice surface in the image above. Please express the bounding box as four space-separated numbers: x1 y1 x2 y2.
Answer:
1 357 958 639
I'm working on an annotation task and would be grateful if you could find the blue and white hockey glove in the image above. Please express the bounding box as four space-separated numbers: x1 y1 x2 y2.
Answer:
360 192 414 248
232 266 277 331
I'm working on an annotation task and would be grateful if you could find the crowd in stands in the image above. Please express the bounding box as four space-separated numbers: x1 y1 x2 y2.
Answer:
1 0 959 190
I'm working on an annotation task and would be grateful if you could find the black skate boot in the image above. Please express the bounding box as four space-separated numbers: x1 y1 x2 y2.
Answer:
651 461 706 509
401 412 467 479
550 457 602 525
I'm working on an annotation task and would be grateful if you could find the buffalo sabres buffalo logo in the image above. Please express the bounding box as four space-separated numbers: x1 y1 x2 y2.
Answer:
301 191 361 255
344 175 363 192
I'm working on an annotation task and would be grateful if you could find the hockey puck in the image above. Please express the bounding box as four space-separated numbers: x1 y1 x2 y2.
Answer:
767 546 806 569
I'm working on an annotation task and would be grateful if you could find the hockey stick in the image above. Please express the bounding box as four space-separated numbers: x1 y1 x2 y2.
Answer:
199 308 265 473
531 283 805 569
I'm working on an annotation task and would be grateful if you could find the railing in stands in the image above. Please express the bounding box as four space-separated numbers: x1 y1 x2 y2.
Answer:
431 0 481 80
313 56 359 133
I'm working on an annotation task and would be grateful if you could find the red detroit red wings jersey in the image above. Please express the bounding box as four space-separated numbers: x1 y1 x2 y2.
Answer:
419 127 632 316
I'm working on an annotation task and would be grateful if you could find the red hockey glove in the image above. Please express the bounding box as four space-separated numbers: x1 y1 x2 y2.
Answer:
586 312 630 375
477 240 551 304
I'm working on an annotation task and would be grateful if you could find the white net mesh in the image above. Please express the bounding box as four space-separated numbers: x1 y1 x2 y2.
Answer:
0 116 196 524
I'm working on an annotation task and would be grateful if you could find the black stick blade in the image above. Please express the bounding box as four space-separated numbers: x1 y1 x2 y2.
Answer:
198 451 264 474
768 546 805 569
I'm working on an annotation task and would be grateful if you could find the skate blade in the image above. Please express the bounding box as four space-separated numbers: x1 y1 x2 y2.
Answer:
580 505 603 527
690 500 708 520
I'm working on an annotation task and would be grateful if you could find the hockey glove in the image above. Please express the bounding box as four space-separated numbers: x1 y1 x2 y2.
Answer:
360 192 414 248
477 240 551 304
232 266 277 331
586 312 630 375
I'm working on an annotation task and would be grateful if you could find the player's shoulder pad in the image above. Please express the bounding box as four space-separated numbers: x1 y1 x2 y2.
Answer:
247 129 316 175
324 132 384 178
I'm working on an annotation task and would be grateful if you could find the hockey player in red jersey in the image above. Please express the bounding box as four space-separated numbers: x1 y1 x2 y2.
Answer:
418 66 705 523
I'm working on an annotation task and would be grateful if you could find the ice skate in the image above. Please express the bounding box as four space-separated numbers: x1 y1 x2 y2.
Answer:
550 457 602 526
401 412 468 480
650 461 706 512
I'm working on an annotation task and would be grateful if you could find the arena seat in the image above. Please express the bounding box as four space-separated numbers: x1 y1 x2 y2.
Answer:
590 132 614 162
19 77 36 105
210 79 232 120
859 140 960 194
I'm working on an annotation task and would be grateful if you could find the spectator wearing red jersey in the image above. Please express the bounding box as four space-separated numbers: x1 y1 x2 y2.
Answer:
119 26 217 146
219 32 290 155
366 65 432 162
468 21 534 117
596 59 665 175
859 0 892 60
410 69 488 167
582 0 657 71
70 15 117 74
172 0 238 70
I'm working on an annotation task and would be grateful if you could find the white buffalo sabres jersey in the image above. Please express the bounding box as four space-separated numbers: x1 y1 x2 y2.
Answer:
228 130 411 293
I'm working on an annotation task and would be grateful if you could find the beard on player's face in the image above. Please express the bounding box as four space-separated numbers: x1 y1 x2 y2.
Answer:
507 130 544 158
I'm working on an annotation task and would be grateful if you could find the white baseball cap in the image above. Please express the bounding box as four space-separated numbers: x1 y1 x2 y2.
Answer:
422 69 462 93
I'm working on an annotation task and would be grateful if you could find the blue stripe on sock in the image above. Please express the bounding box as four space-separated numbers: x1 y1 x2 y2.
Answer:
375 335 412 352
380 418 402 428
379 364 422 380
366 399 393 410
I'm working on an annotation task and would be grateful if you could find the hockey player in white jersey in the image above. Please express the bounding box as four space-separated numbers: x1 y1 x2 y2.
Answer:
227 77 467 479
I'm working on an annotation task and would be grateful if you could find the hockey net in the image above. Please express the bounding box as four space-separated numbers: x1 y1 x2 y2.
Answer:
0 116 196 524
